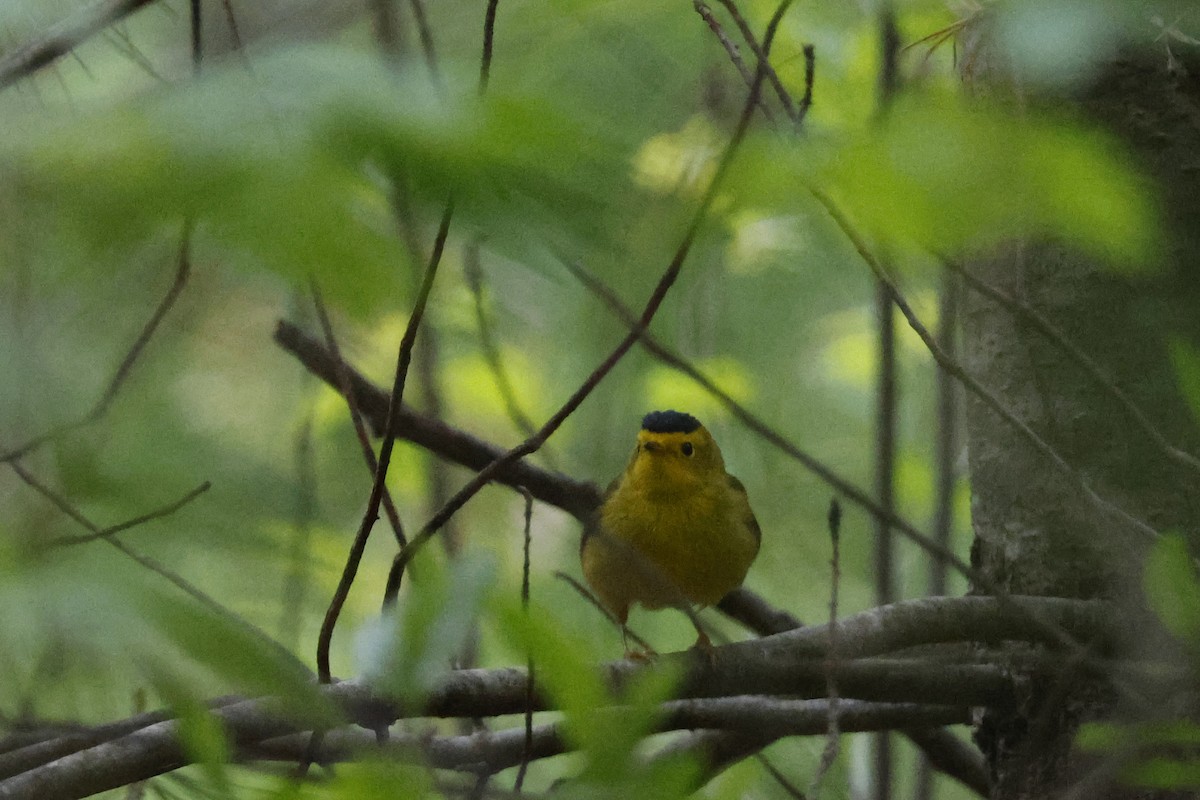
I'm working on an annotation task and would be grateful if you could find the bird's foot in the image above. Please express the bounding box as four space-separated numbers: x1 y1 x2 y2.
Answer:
689 630 717 664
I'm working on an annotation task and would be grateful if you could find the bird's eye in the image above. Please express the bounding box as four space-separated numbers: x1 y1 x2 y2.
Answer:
681 442 694 456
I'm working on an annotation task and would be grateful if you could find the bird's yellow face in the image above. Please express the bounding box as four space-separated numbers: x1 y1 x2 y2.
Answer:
627 425 725 496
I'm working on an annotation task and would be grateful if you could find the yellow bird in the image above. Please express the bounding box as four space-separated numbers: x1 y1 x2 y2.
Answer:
580 410 761 649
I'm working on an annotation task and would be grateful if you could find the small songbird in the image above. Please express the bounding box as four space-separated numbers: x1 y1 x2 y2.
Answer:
580 410 761 650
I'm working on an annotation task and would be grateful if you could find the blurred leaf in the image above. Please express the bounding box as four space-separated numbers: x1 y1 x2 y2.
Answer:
358 550 497 705
643 357 756 423
1076 720 1126 750
1080 720 1200 752
0 44 647 314
142 584 332 723
301 759 433 800
735 93 1157 266
498 598 696 793
992 0 1130 87
1143 533 1200 645
152 672 233 797
1122 757 1200 789
1169 338 1200 426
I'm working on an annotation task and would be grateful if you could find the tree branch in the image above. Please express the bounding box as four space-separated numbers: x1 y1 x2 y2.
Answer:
0 596 1109 798
273 319 603 519
0 0 164 90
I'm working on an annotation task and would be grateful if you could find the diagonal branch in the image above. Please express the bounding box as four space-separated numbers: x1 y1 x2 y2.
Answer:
812 188 1160 543
273 319 602 518
0 0 164 90
942 256 1200 475
379 11 783 608
1 227 191 464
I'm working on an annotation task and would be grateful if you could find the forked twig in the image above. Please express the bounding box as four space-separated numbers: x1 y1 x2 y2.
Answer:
1 227 192 464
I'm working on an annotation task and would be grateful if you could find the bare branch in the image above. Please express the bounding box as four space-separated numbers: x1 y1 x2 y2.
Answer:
1 227 191 464
379 16 782 608
0 595 1103 797
273 319 602 519
43 481 211 548
943 256 1200 475
0 0 164 89
812 188 1160 543
317 201 454 685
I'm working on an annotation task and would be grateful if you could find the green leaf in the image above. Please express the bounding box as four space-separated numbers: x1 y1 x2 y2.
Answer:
140 584 332 724
151 671 233 796
1122 757 1200 790
497 597 690 789
734 93 1157 267
0 44 647 314
1143 533 1200 645
1076 721 1126 751
358 550 497 705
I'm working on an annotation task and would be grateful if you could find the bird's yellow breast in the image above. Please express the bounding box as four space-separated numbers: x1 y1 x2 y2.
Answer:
581 452 760 618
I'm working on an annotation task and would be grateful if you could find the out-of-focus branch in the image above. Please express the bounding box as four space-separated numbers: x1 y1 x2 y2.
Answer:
0 595 1108 798
0 0 163 90
273 319 603 520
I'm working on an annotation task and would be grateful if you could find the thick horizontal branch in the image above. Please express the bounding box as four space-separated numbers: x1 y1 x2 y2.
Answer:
0 596 1110 798
274 320 602 520
246 698 968 770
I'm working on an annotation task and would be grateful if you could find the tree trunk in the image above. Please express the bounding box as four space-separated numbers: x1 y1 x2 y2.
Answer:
960 44 1200 799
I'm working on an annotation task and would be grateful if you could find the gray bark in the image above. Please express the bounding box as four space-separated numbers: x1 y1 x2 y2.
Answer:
962 44 1200 799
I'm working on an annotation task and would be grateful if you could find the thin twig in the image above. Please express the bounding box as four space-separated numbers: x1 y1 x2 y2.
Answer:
1 226 192 464
871 279 896 800
8 461 304 676
317 202 453 685
930 273 959 597
872 280 898 607
812 188 1161 543
44 482 211 548
942 257 1200 475
756 755 808 799
480 0 502 93
561 258 975 578
514 488 535 793
0 0 162 90
218 0 244 53
553 572 656 656
189 0 201 73
380 18 780 608
312 289 407 546
811 499 842 796
409 0 440 85
795 44 815 125
872 12 899 798
714 0 798 121
693 1 777 124
370 0 402 60
464 241 542 447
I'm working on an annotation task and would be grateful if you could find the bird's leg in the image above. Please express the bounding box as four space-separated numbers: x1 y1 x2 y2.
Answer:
685 608 717 662
617 608 656 661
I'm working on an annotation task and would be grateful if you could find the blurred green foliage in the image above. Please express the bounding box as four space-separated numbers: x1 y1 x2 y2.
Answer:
0 0 1190 797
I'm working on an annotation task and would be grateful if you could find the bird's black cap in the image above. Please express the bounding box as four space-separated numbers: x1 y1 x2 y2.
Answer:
641 410 701 434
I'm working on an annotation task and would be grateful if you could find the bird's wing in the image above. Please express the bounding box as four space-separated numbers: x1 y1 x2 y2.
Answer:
579 474 624 556
727 474 762 550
